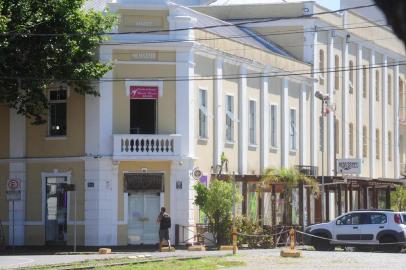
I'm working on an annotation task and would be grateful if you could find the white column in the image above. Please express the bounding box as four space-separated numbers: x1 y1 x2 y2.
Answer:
356 44 363 166
327 34 335 175
85 46 117 245
299 83 307 165
281 78 289 168
369 50 376 178
382 55 388 177
260 68 270 172
176 49 195 158
342 39 349 158
8 109 26 245
311 30 318 167
394 64 400 178
238 65 248 174
213 58 223 168
170 159 196 244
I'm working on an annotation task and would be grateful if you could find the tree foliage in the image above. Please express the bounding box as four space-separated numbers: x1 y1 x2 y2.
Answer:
391 186 406 211
194 179 242 245
0 0 115 121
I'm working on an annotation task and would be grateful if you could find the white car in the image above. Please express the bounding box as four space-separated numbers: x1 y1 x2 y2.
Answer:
304 210 406 252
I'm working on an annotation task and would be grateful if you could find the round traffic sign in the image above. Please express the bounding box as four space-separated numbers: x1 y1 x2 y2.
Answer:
7 179 20 190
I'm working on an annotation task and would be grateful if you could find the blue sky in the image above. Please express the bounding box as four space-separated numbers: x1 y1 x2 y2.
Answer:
315 0 340 10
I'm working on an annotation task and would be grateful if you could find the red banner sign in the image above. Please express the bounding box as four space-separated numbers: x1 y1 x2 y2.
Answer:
130 86 159 99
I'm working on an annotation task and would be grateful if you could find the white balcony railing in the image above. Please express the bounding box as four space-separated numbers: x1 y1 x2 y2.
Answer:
113 134 181 158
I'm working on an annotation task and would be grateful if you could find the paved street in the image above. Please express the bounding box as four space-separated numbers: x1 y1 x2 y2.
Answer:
0 248 405 269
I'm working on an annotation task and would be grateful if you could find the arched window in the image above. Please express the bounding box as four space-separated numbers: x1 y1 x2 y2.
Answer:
375 70 380 102
400 79 404 109
335 119 339 154
319 49 325 85
349 123 354 156
363 126 368 158
335 55 340 90
349 60 354 94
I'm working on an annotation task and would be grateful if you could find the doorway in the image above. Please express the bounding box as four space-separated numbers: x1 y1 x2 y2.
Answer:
125 173 164 245
45 177 68 244
128 192 160 245
130 99 156 134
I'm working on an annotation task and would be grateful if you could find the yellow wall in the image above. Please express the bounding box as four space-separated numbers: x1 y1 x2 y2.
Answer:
268 77 282 169
117 224 128 246
112 62 176 134
25 162 85 223
222 63 240 173
0 105 9 158
117 161 171 222
26 91 85 158
0 164 9 221
194 54 214 174
246 76 261 174
25 225 44 246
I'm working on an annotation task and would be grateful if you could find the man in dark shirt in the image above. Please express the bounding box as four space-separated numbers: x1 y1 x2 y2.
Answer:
157 207 171 251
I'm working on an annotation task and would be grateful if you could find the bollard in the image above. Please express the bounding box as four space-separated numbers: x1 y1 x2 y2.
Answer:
232 228 237 255
280 228 301 258
290 228 295 250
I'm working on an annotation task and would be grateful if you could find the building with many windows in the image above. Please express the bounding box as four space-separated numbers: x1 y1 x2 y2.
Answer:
0 0 405 247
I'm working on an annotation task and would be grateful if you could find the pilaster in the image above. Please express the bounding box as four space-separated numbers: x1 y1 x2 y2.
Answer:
311 30 318 167
327 34 335 175
299 83 307 165
382 55 388 177
238 65 248 174
213 58 223 168
394 64 400 178
176 49 195 158
356 44 363 166
342 39 349 158
8 109 26 245
260 68 270 172
281 78 289 168
369 50 376 178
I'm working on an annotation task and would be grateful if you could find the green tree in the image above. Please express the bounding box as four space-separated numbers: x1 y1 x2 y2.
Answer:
391 186 406 211
261 167 320 224
194 179 241 246
0 0 115 121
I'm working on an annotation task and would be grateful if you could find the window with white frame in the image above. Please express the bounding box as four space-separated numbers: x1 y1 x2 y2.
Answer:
48 86 68 136
199 89 208 138
349 60 354 94
249 100 256 145
290 108 297 151
225 95 234 142
270 104 277 148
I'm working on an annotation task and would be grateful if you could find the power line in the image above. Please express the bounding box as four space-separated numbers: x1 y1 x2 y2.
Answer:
0 3 377 37
1 60 404 83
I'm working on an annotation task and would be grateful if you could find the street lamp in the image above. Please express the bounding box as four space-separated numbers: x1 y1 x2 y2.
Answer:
315 90 329 222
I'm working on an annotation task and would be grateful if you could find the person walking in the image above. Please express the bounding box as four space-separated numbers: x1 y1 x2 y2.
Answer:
157 207 171 251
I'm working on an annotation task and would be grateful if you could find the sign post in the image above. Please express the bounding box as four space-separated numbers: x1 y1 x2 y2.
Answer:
6 179 21 252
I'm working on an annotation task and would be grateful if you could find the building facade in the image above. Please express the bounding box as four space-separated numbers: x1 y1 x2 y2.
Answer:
0 0 405 247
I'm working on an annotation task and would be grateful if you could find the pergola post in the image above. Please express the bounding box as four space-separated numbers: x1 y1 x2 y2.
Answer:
385 186 391 209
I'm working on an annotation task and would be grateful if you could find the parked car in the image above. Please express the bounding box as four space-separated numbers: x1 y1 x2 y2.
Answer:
304 210 406 252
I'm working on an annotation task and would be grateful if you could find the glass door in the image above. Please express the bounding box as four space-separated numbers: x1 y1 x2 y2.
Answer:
45 177 68 244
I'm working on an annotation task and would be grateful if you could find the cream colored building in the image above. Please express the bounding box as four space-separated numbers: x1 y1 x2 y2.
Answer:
0 0 404 247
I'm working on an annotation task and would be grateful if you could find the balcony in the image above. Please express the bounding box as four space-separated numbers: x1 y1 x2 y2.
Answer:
113 134 182 160
294 165 318 177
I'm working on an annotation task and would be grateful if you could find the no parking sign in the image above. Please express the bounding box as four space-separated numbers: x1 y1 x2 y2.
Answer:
6 179 21 201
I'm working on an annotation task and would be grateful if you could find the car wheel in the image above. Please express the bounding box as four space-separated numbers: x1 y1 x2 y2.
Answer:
379 236 401 253
313 235 332 251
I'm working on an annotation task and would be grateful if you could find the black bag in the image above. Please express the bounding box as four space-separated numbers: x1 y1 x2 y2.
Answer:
161 214 171 229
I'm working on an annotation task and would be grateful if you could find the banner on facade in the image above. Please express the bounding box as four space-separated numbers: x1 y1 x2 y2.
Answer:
129 86 159 99
336 159 361 175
